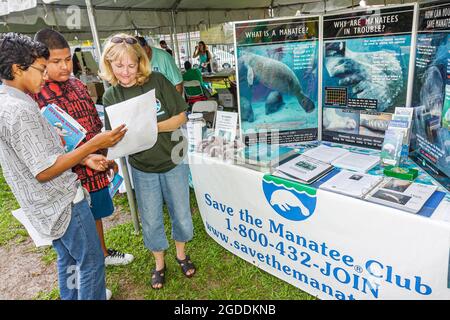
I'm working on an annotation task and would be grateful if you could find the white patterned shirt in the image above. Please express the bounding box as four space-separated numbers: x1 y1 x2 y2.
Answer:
0 84 78 240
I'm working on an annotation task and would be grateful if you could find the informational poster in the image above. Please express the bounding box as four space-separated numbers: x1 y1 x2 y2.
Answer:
234 16 319 145
322 5 415 149
410 0 450 192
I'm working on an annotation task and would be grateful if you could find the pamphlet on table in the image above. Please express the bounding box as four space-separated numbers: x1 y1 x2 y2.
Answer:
320 170 383 199
330 152 379 173
365 178 437 213
302 144 349 164
214 111 238 142
275 154 333 184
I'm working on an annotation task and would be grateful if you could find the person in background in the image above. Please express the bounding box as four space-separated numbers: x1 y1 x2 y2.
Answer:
182 60 211 97
137 36 183 95
72 47 83 78
193 41 212 73
100 34 196 290
0 32 127 300
159 40 173 57
32 29 134 268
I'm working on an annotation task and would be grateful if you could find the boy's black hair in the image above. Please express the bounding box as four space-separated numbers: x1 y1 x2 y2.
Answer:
160 40 167 45
34 28 69 50
184 61 192 70
0 32 49 81
137 36 148 48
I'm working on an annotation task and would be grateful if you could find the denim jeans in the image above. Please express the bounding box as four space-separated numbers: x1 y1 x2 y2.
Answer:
131 163 193 252
52 199 106 300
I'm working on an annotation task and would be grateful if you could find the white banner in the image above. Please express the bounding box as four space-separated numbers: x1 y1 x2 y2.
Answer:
0 0 36 16
189 154 450 300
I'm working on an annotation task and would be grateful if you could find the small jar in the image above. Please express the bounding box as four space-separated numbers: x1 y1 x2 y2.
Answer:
187 113 206 152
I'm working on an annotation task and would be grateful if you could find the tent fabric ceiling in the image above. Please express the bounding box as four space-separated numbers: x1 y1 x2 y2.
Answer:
0 0 416 40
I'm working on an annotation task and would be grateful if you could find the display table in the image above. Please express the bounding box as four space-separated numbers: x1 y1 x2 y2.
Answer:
202 69 235 87
189 150 450 300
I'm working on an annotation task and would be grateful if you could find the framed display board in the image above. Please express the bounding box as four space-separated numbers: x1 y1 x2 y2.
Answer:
410 0 450 191
321 4 416 149
234 16 320 145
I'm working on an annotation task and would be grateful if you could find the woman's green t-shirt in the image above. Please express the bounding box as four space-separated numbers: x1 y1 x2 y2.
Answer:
103 72 188 173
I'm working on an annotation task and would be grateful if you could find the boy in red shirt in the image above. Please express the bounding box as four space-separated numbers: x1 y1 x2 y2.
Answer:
32 29 133 267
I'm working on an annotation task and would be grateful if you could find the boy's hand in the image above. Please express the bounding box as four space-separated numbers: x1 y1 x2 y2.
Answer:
90 124 127 149
107 160 119 174
83 154 108 171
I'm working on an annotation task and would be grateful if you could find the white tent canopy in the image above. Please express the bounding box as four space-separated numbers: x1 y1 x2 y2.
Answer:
0 0 416 40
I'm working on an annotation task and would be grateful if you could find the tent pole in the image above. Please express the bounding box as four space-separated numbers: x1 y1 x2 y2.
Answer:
187 25 192 62
118 158 140 235
85 0 141 235
169 26 175 57
85 0 102 72
171 10 182 68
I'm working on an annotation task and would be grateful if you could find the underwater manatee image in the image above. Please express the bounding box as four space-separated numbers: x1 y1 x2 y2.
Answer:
265 91 284 115
240 96 255 123
325 44 404 112
238 51 315 113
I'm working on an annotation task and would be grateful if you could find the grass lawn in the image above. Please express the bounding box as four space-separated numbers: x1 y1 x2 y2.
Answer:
0 168 28 246
0 167 315 300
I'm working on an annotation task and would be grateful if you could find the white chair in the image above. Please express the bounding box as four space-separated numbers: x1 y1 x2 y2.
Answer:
192 100 218 128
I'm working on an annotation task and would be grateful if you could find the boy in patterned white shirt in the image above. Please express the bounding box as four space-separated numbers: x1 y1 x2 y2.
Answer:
0 33 127 300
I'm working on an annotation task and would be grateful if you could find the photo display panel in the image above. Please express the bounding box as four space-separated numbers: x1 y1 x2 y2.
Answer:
234 16 320 145
410 0 450 191
322 5 415 149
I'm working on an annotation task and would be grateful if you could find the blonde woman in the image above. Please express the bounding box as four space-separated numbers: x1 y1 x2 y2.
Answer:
100 34 196 289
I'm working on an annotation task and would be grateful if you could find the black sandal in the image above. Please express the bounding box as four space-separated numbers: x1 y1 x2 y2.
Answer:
175 255 196 278
151 266 166 289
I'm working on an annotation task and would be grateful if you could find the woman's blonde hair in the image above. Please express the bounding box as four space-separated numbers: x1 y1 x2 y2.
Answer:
99 33 151 86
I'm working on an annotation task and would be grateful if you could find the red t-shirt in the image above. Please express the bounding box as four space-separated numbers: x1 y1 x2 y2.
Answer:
32 78 110 192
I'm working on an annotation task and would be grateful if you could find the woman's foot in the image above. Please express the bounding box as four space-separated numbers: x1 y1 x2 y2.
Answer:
175 255 196 278
151 266 166 289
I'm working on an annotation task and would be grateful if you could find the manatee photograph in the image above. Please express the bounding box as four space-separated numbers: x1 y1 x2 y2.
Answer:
323 35 411 114
237 41 318 135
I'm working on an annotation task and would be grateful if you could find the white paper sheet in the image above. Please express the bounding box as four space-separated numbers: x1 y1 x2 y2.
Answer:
214 111 238 142
302 145 349 164
319 170 383 198
106 89 158 160
12 209 52 247
331 152 380 173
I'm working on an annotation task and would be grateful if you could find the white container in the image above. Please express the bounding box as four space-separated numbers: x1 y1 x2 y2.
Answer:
187 113 206 153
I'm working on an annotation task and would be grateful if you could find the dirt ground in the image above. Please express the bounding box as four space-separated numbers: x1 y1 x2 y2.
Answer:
0 208 132 300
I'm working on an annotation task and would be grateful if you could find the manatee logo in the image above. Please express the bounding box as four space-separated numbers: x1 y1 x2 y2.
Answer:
155 99 162 113
155 99 165 116
262 175 317 221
